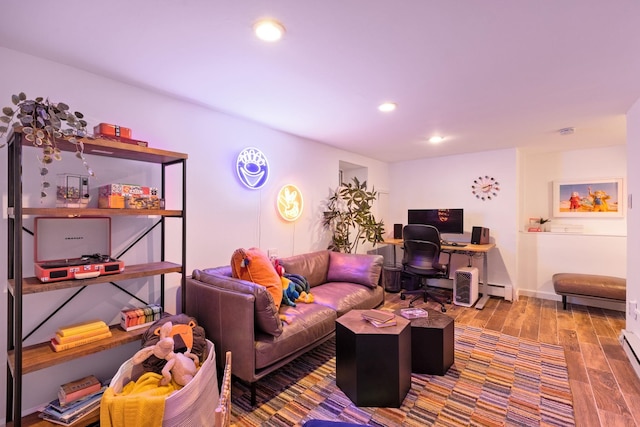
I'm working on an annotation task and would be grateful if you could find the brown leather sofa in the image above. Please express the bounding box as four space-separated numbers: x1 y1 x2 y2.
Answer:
185 250 384 404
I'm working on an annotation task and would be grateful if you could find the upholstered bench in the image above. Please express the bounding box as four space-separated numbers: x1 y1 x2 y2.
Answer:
552 273 626 309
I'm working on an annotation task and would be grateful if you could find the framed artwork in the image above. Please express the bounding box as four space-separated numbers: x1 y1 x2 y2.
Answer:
553 178 624 218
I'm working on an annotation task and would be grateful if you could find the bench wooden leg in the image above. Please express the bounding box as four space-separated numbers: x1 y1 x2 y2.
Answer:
562 295 567 310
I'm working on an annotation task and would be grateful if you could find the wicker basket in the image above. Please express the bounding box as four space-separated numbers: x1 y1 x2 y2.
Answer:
105 340 218 426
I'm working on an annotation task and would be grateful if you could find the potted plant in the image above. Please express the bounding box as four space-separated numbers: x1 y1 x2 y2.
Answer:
0 92 93 199
322 176 385 253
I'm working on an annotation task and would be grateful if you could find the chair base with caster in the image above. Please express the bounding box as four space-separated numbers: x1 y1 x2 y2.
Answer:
400 278 449 312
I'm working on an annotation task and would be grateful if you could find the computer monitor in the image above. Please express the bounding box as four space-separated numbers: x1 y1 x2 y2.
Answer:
407 209 464 234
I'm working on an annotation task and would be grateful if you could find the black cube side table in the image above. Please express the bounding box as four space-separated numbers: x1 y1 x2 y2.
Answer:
335 310 411 407
395 308 454 375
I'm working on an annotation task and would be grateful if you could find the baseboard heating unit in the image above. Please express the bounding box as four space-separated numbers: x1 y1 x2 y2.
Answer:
621 330 640 380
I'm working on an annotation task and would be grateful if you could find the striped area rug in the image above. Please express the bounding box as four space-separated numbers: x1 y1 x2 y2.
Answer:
231 325 575 426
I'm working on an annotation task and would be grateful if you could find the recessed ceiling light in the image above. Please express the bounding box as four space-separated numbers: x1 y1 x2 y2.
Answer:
428 136 444 144
378 102 397 112
254 19 286 42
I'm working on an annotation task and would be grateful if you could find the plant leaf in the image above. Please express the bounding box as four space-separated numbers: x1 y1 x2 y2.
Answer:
2 107 14 115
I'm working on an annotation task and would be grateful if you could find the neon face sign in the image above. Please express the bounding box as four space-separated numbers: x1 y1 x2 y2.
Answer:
236 147 269 189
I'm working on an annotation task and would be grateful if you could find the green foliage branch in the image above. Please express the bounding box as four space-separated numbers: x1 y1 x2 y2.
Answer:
0 92 94 198
322 176 385 254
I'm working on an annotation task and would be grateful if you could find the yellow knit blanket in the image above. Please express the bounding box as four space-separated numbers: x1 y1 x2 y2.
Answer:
100 372 179 427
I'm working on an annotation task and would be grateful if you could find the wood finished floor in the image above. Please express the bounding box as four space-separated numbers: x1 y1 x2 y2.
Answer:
383 290 640 427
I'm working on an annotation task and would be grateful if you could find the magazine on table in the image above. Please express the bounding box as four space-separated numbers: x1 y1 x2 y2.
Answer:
399 307 429 319
367 318 398 328
361 309 395 324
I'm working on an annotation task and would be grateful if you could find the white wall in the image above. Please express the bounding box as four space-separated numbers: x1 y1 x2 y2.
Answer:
0 47 389 419
388 149 518 289
626 97 640 343
517 146 627 307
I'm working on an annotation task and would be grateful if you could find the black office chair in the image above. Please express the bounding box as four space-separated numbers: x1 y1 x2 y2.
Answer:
399 224 451 312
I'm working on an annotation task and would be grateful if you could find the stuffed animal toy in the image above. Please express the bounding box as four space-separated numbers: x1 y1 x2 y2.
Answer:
272 259 300 307
133 321 200 386
281 276 300 307
285 273 314 303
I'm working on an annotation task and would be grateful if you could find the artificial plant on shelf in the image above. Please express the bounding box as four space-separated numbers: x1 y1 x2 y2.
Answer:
0 92 94 199
538 217 551 231
322 176 385 254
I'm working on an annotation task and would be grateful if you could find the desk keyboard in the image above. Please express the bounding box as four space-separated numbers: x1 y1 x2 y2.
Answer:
442 241 468 247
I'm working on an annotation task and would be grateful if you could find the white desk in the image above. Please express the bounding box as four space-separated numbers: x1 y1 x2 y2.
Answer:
383 239 496 309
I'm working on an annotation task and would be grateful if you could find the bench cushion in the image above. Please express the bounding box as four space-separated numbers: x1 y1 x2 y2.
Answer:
552 273 626 301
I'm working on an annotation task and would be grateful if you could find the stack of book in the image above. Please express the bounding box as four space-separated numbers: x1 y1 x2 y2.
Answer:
120 303 163 331
39 375 106 425
361 309 397 328
50 320 112 352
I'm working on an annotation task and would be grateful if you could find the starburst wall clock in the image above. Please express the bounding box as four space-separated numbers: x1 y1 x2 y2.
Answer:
472 175 500 201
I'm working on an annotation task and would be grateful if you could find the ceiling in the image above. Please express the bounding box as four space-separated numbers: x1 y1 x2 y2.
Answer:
2 1 639 162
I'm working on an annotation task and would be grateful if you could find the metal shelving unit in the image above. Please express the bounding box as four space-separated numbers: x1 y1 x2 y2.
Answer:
5 131 187 426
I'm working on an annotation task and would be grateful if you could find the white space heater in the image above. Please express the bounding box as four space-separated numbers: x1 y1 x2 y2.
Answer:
454 266 479 307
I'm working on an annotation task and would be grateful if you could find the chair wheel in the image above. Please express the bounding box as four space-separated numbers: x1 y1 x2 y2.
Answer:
441 306 447 313
400 294 406 300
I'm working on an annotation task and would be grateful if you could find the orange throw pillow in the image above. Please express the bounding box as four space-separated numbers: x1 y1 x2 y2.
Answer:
231 247 283 311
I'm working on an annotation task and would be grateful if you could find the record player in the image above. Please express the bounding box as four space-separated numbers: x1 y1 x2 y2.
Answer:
34 217 125 282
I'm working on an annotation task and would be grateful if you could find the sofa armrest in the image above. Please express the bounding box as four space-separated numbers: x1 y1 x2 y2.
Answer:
185 276 258 382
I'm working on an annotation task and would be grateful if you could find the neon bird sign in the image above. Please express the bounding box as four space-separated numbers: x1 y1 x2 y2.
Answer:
277 184 303 221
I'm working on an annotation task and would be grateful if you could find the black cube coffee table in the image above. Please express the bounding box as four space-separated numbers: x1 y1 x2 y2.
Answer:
335 310 411 407
395 307 454 375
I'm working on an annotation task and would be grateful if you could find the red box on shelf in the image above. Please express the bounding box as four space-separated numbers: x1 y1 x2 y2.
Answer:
94 123 132 139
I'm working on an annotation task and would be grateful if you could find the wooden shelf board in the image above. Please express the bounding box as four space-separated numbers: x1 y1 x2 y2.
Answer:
8 262 182 295
16 129 188 164
19 207 183 217
8 406 99 427
8 325 146 375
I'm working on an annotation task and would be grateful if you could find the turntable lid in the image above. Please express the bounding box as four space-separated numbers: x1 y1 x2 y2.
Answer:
35 217 111 262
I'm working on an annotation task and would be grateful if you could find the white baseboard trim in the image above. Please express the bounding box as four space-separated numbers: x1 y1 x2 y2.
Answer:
426 279 513 302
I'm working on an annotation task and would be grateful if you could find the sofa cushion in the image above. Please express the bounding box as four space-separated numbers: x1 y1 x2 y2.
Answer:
278 250 330 288
311 282 384 316
192 269 283 337
231 247 283 311
255 303 337 370
327 252 383 289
